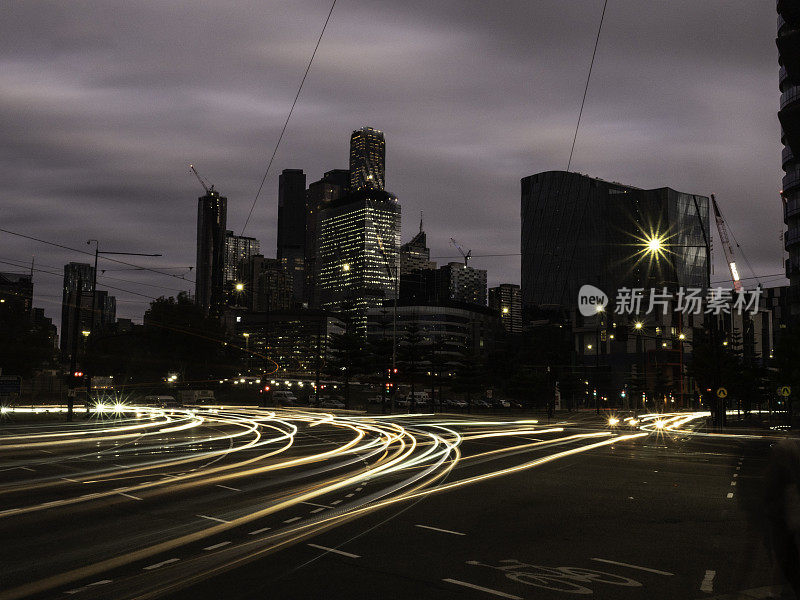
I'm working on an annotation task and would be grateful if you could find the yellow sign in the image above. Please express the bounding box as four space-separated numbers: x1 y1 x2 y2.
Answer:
778 386 791 398
716 387 728 399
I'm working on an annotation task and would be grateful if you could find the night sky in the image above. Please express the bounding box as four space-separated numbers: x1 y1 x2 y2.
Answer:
1 0 785 329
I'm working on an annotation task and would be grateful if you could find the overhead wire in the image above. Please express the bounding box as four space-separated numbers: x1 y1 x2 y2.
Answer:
240 0 338 236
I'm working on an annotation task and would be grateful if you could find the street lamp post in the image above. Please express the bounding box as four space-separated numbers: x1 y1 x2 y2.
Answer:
85 240 161 405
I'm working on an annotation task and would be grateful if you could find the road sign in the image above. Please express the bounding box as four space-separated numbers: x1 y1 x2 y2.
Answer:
716 387 728 399
778 385 791 398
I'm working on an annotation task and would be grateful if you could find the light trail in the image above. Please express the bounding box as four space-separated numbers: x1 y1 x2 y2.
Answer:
0 406 652 600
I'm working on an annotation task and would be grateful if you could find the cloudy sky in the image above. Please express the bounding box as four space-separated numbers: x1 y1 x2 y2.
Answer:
1 0 786 328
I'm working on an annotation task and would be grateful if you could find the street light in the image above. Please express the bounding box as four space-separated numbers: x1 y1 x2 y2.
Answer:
235 282 245 292
634 321 643 330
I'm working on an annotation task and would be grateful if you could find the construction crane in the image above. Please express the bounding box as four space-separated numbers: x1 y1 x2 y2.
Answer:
711 194 742 292
189 164 215 194
449 237 472 267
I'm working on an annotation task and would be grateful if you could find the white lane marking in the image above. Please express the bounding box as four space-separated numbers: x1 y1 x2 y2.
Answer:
733 473 738 477
197 514 230 524
248 527 271 535
300 501 333 509
283 516 301 523
204 541 231 550
345 493 354 498
216 484 241 492
443 578 523 599
61 477 80 483
118 492 142 501
18 466 35 472
331 500 342 505
736 466 740 471
730 481 737 486
143 558 179 570
65 581 112 594
700 569 716 593
590 558 674 576
727 492 734 499
415 524 466 536
307 543 361 558
310 507 325 514
355 487 363 491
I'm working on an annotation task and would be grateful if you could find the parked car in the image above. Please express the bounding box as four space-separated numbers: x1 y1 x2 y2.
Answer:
443 399 468 409
272 390 297 405
473 399 492 408
319 398 345 409
492 399 511 408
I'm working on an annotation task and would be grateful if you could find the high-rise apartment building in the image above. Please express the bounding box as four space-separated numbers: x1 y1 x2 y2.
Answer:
224 231 260 284
521 171 710 310
305 169 350 307
318 189 401 333
277 169 307 301
778 1 800 320
489 284 522 334
196 188 227 316
439 263 487 306
0 272 33 318
349 127 385 192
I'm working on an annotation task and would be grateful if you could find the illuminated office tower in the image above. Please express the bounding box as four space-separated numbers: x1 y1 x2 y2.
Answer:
349 127 385 192
317 189 400 334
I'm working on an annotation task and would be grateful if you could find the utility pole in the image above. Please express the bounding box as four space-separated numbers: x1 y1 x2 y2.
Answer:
67 278 83 422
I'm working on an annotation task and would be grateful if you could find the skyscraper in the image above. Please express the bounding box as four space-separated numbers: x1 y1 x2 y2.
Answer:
196 188 227 316
349 127 385 192
437 262 487 306
60 262 94 358
318 189 401 334
305 169 350 307
489 284 522 334
277 169 307 301
520 171 709 310
400 214 436 275
224 231 260 284
778 1 800 320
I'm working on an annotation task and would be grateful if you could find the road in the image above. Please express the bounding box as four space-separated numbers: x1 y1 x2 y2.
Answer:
0 406 791 599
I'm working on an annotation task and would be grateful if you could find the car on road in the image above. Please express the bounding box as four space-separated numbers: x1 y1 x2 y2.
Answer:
492 399 511 408
473 399 492 408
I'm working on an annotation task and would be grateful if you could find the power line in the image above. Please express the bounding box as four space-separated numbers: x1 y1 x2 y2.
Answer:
0 227 195 284
240 0 338 236
566 0 608 172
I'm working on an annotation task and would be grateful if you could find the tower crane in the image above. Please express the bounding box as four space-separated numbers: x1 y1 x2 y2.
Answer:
189 164 215 194
449 237 472 267
710 194 742 292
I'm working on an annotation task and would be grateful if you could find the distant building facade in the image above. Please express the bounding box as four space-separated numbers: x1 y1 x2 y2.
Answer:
60 262 94 359
224 231 260 284
778 2 800 321
521 171 710 311
318 189 401 333
489 284 522 334
196 188 227 316
235 310 346 377
0 272 33 318
277 169 307 302
304 169 350 307
400 217 436 275
349 127 385 192
239 254 293 312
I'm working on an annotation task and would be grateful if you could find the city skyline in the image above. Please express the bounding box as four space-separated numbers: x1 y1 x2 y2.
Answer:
1 1 785 329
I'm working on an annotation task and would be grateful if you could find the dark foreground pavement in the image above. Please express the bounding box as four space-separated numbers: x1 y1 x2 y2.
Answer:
166 434 786 600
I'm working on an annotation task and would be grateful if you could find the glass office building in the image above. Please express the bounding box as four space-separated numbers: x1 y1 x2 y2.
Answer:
521 171 710 311
318 189 400 334
349 127 386 192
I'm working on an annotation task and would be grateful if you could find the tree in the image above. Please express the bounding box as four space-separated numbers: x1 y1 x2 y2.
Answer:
324 332 368 408
0 310 56 378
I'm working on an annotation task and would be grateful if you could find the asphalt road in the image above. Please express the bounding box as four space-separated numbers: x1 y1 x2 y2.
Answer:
0 407 792 600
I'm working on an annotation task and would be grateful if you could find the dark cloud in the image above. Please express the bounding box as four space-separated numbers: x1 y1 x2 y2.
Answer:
1 0 786 328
